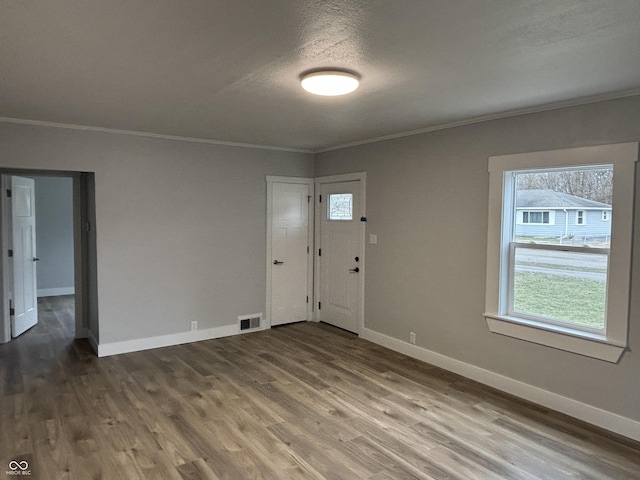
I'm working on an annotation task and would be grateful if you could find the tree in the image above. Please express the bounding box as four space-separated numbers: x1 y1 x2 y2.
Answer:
516 168 612 204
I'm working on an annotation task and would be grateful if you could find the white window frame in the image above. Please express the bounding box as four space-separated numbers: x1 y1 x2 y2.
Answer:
576 210 586 225
602 210 610 221
521 210 551 225
485 143 637 363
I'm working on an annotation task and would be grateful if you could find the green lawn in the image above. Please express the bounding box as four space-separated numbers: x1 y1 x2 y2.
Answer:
517 261 607 274
513 271 606 329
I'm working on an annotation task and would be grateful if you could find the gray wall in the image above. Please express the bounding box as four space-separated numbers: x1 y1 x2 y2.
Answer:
315 95 640 423
31 176 75 296
0 124 314 344
1 96 638 425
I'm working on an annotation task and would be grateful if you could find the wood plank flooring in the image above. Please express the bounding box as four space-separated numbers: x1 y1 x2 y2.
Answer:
1 296 639 479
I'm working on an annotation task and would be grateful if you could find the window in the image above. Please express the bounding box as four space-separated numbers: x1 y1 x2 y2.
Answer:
485 143 637 362
510 168 610 332
328 193 353 220
602 210 610 221
521 210 550 224
511 242 608 330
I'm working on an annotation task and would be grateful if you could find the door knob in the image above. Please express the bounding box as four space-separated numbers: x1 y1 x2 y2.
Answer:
349 267 359 273
273 260 284 265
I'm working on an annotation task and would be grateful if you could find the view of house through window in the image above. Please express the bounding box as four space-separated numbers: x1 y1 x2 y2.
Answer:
510 166 613 331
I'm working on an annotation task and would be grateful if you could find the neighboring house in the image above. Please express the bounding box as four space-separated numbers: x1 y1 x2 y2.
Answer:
515 189 611 240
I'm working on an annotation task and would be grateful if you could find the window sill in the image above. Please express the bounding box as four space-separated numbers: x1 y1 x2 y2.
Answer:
484 314 626 363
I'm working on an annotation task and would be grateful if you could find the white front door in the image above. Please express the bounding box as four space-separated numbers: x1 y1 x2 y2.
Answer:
268 178 313 326
11 176 38 337
316 177 364 334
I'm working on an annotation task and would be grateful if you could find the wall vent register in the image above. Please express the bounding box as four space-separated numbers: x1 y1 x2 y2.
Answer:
239 314 262 331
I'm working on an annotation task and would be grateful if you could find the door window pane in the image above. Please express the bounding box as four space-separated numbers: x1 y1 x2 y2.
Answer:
328 193 353 220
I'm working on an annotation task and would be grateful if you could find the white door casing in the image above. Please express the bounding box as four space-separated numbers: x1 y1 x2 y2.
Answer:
266 177 313 327
315 173 366 334
0 171 96 348
11 176 38 337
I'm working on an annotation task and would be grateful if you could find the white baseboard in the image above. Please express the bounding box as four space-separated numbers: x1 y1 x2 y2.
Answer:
97 323 267 357
360 327 640 443
38 287 75 297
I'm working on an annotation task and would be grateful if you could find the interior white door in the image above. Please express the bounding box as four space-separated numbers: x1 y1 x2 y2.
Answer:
317 180 363 333
11 176 38 337
270 181 311 326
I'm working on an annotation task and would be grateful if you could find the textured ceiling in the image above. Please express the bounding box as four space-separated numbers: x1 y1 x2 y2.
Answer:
1 1 639 152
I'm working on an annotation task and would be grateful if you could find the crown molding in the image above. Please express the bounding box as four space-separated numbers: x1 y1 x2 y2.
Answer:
0 117 314 154
314 89 640 154
2 88 639 156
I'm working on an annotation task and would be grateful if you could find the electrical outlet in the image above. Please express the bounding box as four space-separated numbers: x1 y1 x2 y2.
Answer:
409 332 416 344
191 321 198 331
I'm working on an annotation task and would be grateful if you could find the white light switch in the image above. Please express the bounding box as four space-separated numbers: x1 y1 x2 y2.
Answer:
369 234 378 245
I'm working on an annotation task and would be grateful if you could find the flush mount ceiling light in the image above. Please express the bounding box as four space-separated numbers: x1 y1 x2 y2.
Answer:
300 70 360 96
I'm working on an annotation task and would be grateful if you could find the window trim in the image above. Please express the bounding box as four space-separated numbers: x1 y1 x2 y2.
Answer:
576 210 586 225
485 143 637 363
602 210 610 221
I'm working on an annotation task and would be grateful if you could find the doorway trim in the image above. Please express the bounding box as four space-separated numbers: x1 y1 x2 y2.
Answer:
0 175 11 343
265 176 315 328
0 168 98 351
314 172 367 332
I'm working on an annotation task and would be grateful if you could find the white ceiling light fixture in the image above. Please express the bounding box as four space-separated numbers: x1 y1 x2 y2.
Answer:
300 70 360 96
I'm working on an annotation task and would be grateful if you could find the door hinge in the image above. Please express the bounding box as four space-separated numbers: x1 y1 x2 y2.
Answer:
7 249 13 257
86 221 91 232
318 248 322 256
318 301 321 310
6 189 11 198
307 195 312 203
319 195 322 203
306 296 309 304
307 246 309 254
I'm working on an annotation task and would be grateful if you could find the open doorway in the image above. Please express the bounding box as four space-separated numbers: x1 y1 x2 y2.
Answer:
31 176 75 340
0 169 98 354
32 176 75 299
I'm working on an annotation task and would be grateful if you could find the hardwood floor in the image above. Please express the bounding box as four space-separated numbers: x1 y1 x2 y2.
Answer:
1 296 639 479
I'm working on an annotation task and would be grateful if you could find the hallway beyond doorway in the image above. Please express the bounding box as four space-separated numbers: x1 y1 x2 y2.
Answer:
0 295 80 393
